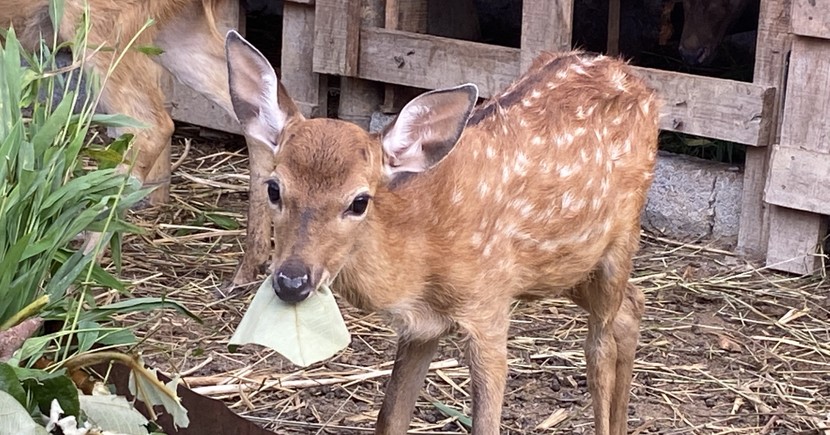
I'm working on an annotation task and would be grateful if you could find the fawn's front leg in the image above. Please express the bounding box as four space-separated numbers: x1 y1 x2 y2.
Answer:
376 337 440 434
464 309 510 435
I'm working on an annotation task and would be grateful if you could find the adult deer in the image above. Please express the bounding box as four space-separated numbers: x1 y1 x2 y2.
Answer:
0 0 270 287
225 28 660 434
679 0 756 66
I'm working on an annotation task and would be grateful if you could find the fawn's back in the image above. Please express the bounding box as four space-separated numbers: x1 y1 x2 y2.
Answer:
412 51 659 295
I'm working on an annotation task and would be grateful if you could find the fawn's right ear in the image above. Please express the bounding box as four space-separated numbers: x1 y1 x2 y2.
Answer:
225 30 302 152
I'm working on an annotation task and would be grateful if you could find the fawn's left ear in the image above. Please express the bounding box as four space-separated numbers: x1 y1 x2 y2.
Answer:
225 30 303 153
380 83 478 179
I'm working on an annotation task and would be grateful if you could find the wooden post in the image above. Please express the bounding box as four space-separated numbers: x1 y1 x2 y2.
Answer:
281 1 328 118
607 0 621 56
380 0 428 114
736 0 791 261
763 36 830 274
324 0 384 129
520 0 574 73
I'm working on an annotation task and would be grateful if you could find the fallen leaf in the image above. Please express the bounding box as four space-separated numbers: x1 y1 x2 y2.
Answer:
536 408 570 430
717 334 742 353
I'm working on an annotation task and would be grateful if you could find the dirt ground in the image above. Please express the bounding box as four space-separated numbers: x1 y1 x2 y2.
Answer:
115 131 830 434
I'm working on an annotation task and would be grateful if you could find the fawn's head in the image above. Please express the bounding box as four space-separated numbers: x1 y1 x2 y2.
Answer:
225 31 478 303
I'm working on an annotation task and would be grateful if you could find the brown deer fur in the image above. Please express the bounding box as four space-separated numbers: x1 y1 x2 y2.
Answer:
679 0 754 66
0 0 270 287
227 30 660 435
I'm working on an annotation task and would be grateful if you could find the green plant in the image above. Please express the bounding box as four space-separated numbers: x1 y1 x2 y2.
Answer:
0 2 198 434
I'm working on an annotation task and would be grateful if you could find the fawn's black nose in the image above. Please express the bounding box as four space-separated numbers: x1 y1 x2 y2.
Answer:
272 260 312 303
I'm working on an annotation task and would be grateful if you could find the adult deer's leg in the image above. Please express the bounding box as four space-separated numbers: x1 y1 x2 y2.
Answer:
375 337 440 435
463 305 510 435
92 52 175 197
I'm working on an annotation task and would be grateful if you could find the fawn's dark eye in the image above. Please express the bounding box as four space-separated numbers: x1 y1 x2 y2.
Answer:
266 180 281 205
346 194 371 216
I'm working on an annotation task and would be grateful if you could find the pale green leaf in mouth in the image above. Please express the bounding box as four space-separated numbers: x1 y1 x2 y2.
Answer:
229 278 351 367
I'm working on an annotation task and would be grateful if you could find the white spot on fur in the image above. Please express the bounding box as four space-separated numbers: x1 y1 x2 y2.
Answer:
451 188 463 204
473 149 480 159
479 181 490 197
612 70 627 92
561 190 576 210
574 127 586 137
486 146 496 159
514 151 530 176
555 69 568 79
522 98 533 107
540 240 558 252
546 81 557 90
559 163 576 178
570 63 588 76
531 136 544 146
540 161 552 174
580 148 590 162
502 166 511 184
519 118 530 128
471 232 483 247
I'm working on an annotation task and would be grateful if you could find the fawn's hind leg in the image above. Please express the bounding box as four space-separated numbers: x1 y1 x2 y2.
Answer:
570 239 642 435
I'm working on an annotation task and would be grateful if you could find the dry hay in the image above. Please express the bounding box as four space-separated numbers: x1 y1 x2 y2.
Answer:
113 132 830 434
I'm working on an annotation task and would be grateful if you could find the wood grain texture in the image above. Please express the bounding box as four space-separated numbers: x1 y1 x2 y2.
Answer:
765 206 827 275
779 38 830 154
520 0 573 72
632 67 775 146
791 0 830 38
281 2 327 118
312 0 360 76
357 28 521 98
766 146 830 215
738 0 792 259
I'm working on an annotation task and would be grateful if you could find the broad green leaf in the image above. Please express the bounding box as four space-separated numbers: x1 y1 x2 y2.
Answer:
75 320 99 353
79 394 150 435
0 390 49 435
20 369 80 417
229 280 351 367
0 363 26 407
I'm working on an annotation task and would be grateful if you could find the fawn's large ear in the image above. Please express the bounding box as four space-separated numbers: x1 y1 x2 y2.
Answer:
225 30 302 152
380 84 478 178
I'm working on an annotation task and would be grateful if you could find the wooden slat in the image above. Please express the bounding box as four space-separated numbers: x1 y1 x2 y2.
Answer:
632 67 774 146
357 28 521 99
779 38 830 154
341 29 776 144
738 0 792 259
763 36 829 275
791 0 830 38
766 146 830 214
312 0 361 76
607 0 621 56
765 206 827 275
520 0 573 72
281 2 327 118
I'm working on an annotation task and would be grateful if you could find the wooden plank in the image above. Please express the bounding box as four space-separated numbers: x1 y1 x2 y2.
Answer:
337 0 385 129
520 0 573 72
312 0 362 76
765 206 827 275
633 67 775 146
763 35 829 274
357 28 520 99
285 0 315 4
348 29 776 143
766 146 830 214
779 38 830 154
738 0 792 258
791 0 830 38
607 0 621 56
281 2 327 118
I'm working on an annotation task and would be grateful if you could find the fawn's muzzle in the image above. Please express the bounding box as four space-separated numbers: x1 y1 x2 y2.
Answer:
273 259 313 303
